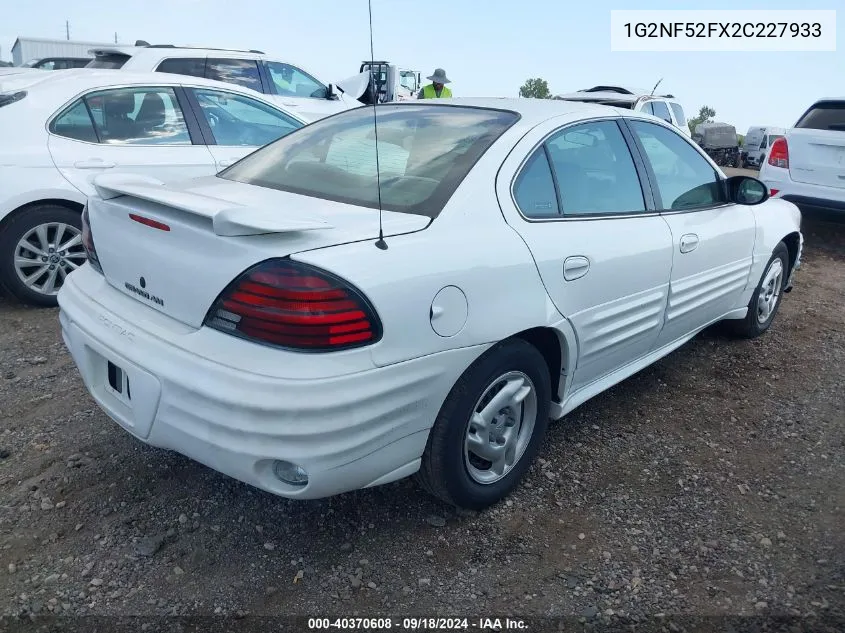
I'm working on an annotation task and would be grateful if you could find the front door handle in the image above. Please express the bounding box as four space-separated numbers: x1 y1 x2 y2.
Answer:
680 234 699 253
218 159 236 167
74 159 115 169
563 256 590 281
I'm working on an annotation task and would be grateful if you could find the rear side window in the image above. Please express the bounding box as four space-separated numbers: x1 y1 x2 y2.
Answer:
650 101 673 124
71 87 191 145
513 150 559 217
221 104 519 217
795 101 845 131
205 59 262 92
545 120 645 216
157 58 206 78
50 100 98 143
640 101 654 115
85 53 130 69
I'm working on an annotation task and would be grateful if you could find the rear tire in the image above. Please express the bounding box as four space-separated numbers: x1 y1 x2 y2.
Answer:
726 242 789 339
416 338 552 510
0 205 85 307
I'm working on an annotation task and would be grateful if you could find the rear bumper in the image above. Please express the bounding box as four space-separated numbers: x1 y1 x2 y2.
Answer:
58 266 486 500
760 166 845 213
781 195 845 214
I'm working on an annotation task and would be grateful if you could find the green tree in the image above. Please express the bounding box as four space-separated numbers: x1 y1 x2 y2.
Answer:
687 105 716 135
519 78 552 99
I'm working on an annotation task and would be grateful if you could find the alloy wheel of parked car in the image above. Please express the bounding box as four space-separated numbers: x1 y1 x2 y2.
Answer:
463 370 539 485
727 242 790 339
0 205 86 307
417 339 551 510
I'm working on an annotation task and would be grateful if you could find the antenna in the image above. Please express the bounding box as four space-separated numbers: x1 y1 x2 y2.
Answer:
650 78 663 96
367 0 388 250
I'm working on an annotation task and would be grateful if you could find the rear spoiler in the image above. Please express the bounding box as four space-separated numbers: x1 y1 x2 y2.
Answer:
92 173 333 237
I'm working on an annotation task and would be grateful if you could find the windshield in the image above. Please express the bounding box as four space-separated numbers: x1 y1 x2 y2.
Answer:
220 104 519 218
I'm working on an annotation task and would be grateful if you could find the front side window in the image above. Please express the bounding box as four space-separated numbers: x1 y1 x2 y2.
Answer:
544 120 645 216
221 104 519 217
669 102 686 126
82 87 191 145
399 71 418 93
630 120 726 210
205 59 262 92
50 100 98 143
651 101 673 124
157 57 206 79
266 62 327 99
192 89 302 146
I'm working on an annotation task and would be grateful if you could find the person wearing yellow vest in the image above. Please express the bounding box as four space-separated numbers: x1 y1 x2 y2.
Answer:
417 68 452 99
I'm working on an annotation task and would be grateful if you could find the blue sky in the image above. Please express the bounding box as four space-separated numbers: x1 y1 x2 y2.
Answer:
2 0 841 133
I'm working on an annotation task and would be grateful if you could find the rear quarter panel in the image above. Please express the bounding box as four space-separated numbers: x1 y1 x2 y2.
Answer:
0 110 84 222
292 138 565 369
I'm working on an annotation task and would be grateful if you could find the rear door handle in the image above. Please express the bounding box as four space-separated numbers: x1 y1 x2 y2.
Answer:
563 256 590 281
218 159 236 167
74 159 115 169
680 234 699 253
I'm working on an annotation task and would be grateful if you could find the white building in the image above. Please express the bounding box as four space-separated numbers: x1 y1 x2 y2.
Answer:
11 37 111 67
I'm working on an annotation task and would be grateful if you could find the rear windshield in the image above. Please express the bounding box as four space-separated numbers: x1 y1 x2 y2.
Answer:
220 104 519 217
795 101 845 131
86 54 130 69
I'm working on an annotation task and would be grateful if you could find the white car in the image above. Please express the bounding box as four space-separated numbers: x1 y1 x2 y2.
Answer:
741 126 785 169
759 98 845 215
555 85 691 136
0 69 305 306
86 43 366 121
58 99 803 510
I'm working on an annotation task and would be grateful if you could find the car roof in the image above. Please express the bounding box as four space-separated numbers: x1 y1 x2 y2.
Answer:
1 69 306 121
401 97 636 126
5 68 261 96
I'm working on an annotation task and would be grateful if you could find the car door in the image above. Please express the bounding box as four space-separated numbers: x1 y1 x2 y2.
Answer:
626 119 756 348
497 118 674 391
47 85 216 196
263 61 347 120
183 87 304 170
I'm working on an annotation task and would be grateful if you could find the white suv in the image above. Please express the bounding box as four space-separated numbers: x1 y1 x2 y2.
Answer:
556 86 690 136
85 42 363 121
759 98 845 215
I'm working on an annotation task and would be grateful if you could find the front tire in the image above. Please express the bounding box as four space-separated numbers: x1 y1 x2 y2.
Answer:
0 205 86 307
416 338 552 510
727 242 789 338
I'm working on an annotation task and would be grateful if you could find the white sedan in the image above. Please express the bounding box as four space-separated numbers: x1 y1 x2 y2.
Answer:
0 69 305 306
58 99 803 510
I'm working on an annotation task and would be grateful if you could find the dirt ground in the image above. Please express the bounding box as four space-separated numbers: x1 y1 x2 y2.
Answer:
0 203 843 628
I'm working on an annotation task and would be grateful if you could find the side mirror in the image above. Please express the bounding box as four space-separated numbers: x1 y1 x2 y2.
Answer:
726 175 769 205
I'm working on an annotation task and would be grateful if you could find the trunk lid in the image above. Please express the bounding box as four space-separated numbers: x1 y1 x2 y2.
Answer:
87 173 429 328
788 100 845 189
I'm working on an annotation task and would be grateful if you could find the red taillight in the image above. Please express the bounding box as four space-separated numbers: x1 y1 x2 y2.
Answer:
768 137 789 168
770 188 780 196
204 259 382 352
80 206 102 274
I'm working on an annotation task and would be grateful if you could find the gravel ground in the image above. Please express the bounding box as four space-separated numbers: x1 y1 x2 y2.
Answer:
0 208 843 628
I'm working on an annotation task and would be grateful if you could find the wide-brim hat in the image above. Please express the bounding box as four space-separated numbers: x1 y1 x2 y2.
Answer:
427 68 451 84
